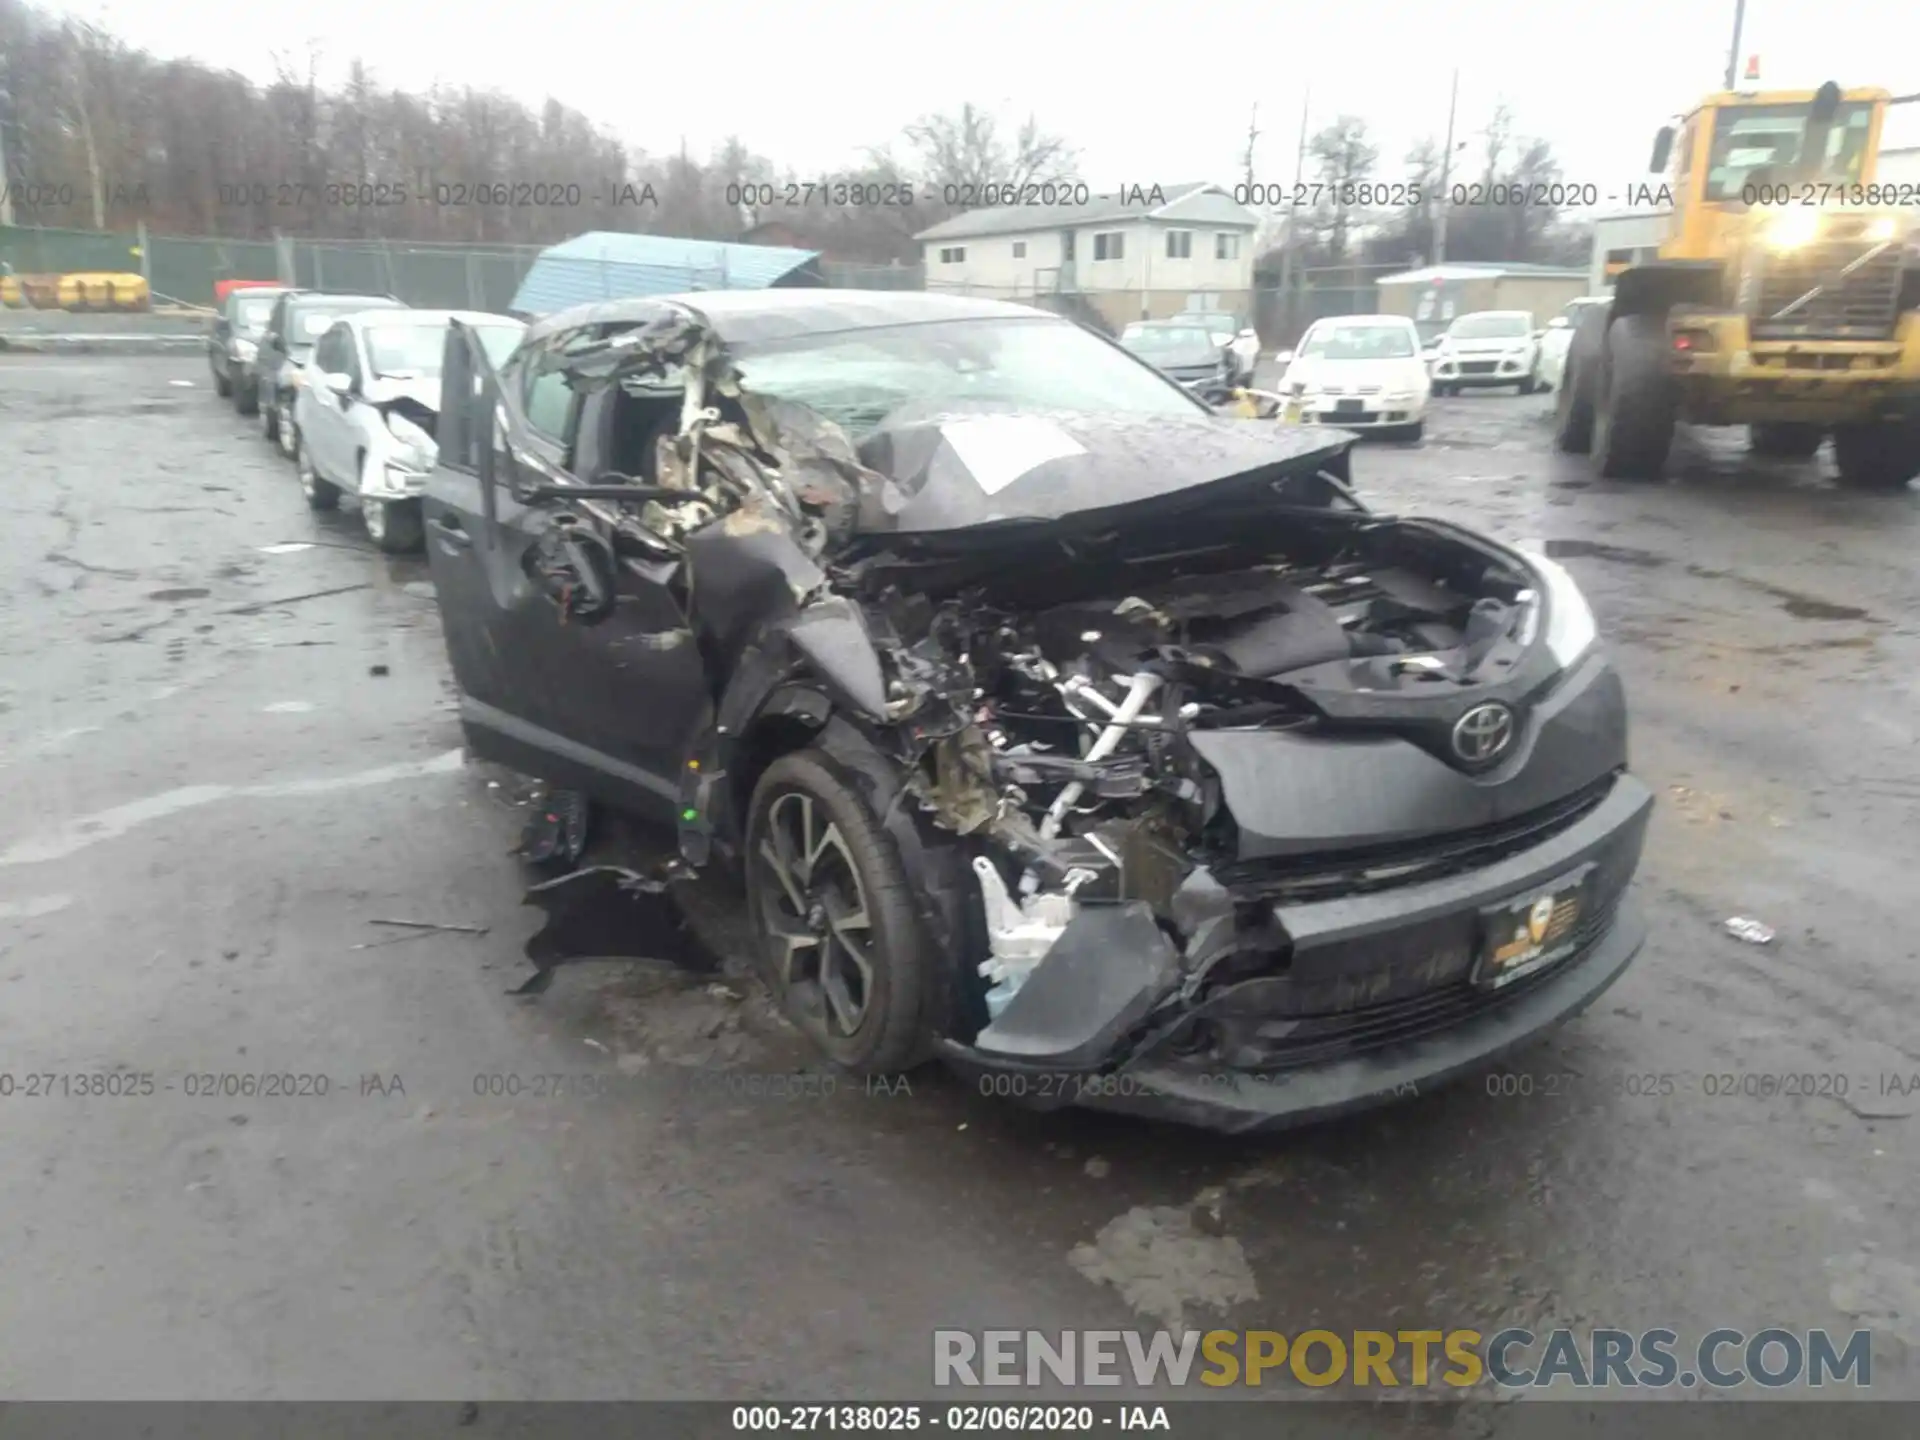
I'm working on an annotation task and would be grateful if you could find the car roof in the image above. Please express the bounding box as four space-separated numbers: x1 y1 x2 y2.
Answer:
1311 313 1415 326
1453 309 1533 320
524 288 1056 348
349 309 520 328
288 292 403 308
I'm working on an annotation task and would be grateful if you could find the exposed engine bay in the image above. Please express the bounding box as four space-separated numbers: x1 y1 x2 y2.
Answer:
848 515 1537 1021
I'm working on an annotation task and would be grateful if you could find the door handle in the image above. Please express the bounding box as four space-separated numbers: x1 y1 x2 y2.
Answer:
429 516 472 550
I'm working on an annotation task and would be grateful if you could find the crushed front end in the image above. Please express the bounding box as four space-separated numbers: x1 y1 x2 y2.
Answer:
842 465 1653 1132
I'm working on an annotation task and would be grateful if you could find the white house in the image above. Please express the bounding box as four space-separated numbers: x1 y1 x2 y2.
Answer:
913 182 1259 330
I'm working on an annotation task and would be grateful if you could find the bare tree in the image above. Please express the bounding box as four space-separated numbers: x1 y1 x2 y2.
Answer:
1304 115 1378 261
1240 104 1260 193
903 103 1077 200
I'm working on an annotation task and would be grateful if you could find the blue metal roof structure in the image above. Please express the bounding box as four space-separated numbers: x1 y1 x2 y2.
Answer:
510 231 823 315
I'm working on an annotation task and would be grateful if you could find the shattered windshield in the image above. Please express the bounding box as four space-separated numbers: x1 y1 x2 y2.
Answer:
730 316 1204 436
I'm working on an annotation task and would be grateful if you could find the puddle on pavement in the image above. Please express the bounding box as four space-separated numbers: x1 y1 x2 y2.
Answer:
1544 539 1669 568
1779 596 1871 621
1678 564 1878 624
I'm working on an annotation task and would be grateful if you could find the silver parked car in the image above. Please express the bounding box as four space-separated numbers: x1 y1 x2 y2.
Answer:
291 309 526 552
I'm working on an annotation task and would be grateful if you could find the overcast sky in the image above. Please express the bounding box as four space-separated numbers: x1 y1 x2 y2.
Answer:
42 0 1920 207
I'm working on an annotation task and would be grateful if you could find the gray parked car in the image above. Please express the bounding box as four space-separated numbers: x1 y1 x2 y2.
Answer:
249 290 406 456
207 287 287 402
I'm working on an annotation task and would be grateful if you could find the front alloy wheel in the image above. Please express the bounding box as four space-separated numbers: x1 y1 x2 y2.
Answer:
277 397 298 458
745 750 932 1073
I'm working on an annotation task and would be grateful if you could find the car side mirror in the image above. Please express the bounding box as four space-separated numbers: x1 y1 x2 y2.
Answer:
1275 349 1293 364
1649 126 1674 174
323 371 353 397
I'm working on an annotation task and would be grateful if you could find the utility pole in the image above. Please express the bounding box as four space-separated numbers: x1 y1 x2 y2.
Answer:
1433 68 1461 265
1275 87 1310 344
1721 0 1748 90
0 56 14 228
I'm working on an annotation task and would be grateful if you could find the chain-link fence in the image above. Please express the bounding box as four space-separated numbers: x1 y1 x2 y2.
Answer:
1 223 145 278
5 222 1401 342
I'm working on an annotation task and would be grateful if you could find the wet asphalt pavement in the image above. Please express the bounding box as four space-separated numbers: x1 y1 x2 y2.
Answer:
3 355 1919 1403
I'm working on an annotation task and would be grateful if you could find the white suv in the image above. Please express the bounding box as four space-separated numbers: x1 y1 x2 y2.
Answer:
1429 310 1542 396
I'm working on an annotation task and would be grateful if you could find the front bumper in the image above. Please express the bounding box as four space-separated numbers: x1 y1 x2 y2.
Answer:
1289 398 1424 428
1432 355 1534 385
937 772 1654 1133
1668 311 1920 425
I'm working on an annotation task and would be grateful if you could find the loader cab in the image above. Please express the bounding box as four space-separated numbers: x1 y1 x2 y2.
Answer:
1650 85 1889 261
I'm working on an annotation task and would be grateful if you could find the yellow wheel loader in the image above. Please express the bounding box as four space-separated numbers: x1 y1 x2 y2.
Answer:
1556 81 1920 488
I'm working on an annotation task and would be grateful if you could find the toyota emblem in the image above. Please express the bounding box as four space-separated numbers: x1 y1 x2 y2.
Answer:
1453 702 1516 764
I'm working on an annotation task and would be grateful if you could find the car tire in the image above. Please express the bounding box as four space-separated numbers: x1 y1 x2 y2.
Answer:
261 388 279 443
1394 420 1425 443
1749 422 1824 460
296 432 340 512
1553 352 1595 453
745 748 935 1075
1590 313 1676 481
1831 418 1920 490
276 395 298 459
235 377 259 416
1518 375 1537 396
213 367 231 399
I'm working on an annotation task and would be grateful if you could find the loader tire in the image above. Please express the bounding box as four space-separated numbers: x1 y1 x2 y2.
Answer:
1832 417 1920 490
1553 350 1595 453
1590 313 1676 481
1749 422 1823 460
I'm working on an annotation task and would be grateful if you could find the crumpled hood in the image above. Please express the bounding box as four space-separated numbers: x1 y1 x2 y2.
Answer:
850 406 1354 539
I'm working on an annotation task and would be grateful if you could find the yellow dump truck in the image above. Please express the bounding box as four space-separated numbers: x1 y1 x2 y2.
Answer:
1556 81 1920 488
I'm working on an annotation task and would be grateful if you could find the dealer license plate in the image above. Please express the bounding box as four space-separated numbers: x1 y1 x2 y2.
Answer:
1472 867 1594 989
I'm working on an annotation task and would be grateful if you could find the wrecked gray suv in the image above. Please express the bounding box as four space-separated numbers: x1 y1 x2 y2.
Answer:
424 290 1653 1133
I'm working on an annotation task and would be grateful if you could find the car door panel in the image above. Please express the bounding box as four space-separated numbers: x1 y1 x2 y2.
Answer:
302 329 343 480
423 324 712 822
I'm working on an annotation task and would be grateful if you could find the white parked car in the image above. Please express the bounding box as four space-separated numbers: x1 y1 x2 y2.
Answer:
1279 314 1429 440
292 309 526 552
1535 296 1611 393
1429 310 1542 396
